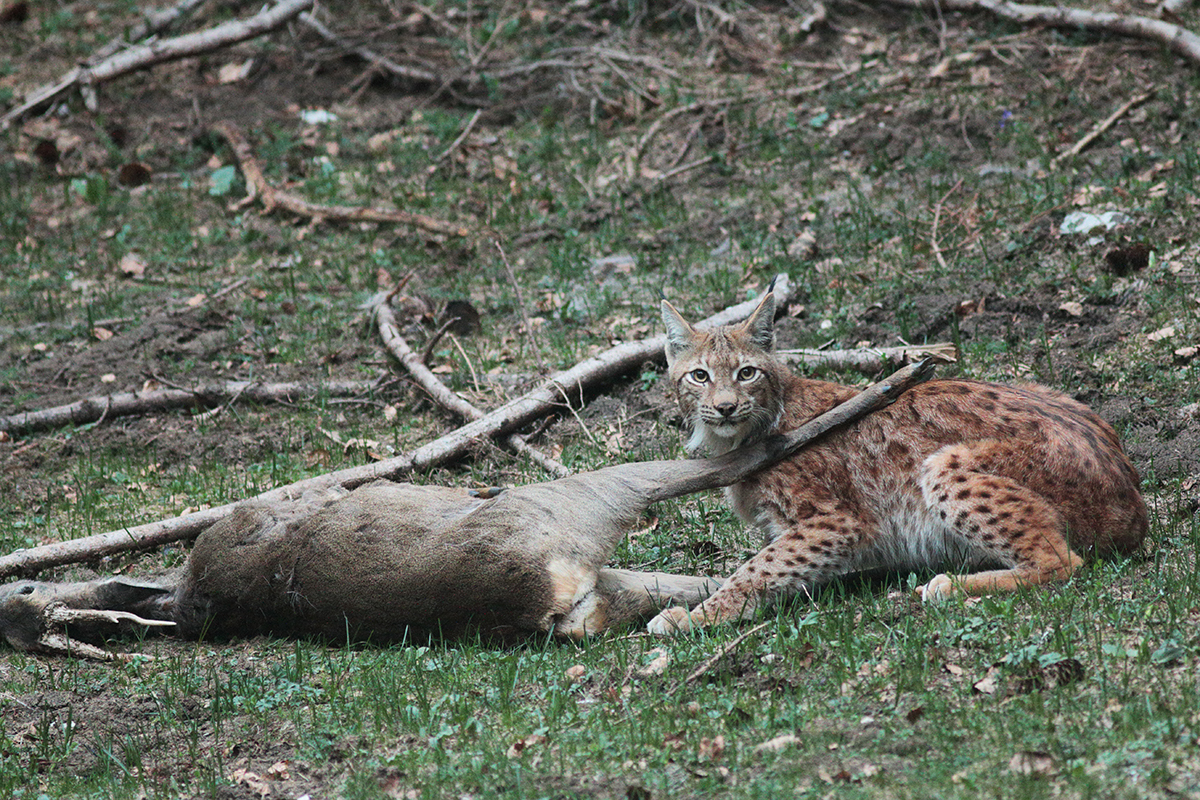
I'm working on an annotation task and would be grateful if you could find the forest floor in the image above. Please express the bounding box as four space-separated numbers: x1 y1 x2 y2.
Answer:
1 1 1199 798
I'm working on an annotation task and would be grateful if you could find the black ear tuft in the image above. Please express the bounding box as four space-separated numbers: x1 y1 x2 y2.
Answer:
740 291 776 351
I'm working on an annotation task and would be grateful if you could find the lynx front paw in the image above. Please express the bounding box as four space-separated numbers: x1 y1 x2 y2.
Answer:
918 573 956 602
647 606 694 635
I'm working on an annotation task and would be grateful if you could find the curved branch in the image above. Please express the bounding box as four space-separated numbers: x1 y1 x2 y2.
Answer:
882 0 1200 66
373 299 571 478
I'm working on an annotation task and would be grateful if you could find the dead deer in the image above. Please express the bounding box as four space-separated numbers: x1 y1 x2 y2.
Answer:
0 358 933 658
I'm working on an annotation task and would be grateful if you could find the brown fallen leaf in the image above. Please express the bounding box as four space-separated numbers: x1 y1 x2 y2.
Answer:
698 734 725 762
752 733 801 755
119 253 146 278
506 734 546 758
973 667 1001 695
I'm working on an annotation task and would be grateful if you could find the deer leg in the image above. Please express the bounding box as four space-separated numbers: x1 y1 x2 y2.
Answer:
552 568 721 639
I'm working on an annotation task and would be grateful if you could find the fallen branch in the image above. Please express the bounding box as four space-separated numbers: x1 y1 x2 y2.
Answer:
1 0 312 131
297 11 437 84
1050 90 1156 168
682 621 771 686
880 0 1200 68
777 343 958 374
373 298 571 478
0 276 792 578
212 121 471 237
0 379 382 437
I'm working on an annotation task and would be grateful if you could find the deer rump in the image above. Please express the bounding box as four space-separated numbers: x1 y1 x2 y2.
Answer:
0 358 933 656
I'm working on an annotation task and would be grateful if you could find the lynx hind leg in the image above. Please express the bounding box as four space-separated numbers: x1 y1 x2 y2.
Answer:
917 443 1084 601
554 566 721 639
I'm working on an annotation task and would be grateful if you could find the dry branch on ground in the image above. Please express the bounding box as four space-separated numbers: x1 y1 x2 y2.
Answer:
0 379 384 437
212 121 471 236
778 343 958 374
372 298 571 478
881 0 1200 67
0 0 313 131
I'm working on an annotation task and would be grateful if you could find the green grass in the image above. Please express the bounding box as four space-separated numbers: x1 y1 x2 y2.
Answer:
2 0 1200 797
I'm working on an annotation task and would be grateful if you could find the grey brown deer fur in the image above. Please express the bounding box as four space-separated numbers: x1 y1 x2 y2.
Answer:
0 356 933 657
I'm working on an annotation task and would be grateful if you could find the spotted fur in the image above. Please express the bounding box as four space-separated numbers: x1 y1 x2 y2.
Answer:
649 293 1147 633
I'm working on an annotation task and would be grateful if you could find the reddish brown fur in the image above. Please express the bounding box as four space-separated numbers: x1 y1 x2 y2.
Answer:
650 295 1147 632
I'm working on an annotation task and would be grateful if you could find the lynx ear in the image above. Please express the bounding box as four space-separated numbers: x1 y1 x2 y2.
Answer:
739 291 776 351
660 300 696 364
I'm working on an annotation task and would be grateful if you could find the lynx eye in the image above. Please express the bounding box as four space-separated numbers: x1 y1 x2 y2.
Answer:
689 368 710 383
736 366 758 381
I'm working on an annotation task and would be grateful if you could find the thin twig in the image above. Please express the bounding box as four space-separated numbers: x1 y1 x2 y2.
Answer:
929 178 963 271
496 242 547 370
420 317 460 366
552 382 601 448
654 155 716 183
298 11 437 83
1050 90 1156 168
683 622 771 685
433 108 484 166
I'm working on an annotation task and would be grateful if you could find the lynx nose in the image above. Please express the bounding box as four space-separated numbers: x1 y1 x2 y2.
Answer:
714 401 737 417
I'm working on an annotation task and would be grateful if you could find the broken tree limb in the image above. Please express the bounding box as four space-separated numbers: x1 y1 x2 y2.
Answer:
879 0 1200 68
778 343 958 374
0 276 792 578
0 0 312 132
372 298 571 478
212 121 471 237
0 379 383 437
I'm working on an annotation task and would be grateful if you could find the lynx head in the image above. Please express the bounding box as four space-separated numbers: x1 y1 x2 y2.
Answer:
661 292 787 455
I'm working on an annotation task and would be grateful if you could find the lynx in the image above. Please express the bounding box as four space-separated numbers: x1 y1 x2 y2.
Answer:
648 292 1148 634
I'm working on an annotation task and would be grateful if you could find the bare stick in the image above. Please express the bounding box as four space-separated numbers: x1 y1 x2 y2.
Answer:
297 11 437 83
1 0 312 131
1050 90 1156 168
881 0 1200 67
92 0 211 63
495 242 546 369
0 379 382 437
373 299 571 478
433 108 484 166
929 179 963 271
0 277 793 578
683 622 771 685
778 343 958 374
213 121 470 237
